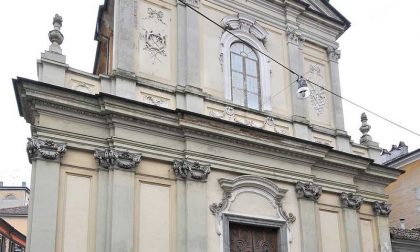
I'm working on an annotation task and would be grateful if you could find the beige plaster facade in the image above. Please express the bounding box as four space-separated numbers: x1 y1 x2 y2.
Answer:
13 0 401 252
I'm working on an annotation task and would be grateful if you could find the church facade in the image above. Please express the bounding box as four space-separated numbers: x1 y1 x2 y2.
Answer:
13 0 401 251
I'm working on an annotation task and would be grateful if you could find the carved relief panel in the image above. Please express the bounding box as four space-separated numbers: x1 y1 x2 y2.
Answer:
138 1 174 83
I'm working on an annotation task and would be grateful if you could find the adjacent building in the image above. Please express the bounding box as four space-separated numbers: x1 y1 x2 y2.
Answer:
13 0 402 251
0 218 26 252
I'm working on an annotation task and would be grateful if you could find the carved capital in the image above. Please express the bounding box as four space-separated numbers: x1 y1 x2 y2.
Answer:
327 46 341 62
340 192 363 210
295 181 322 201
173 158 211 181
94 148 141 171
286 26 305 48
26 138 67 163
373 201 391 216
180 0 200 8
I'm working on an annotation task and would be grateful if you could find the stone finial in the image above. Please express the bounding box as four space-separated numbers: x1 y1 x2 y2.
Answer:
359 112 372 144
173 158 211 181
373 201 391 216
295 181 322 201
340 192 363 210
48 14 64 54
26 138 67 163
94 148 141 170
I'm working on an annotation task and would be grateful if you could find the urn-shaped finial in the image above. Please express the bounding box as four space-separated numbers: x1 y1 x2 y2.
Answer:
359 112 372 144
48 14 64 53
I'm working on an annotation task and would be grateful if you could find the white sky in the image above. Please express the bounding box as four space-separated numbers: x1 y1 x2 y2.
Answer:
0 0 419 186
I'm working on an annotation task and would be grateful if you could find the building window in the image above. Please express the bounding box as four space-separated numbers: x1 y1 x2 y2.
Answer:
230 43 261 110
220 13 272 111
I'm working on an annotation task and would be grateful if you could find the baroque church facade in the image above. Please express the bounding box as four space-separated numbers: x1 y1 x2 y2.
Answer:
13 0 401 251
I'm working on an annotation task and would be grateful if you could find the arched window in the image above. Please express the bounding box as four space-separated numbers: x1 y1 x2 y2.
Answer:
230 43 261 110
220 14 271 111
4 193 17 200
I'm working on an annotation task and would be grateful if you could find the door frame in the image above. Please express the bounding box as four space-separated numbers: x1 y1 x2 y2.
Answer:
222 213 288 252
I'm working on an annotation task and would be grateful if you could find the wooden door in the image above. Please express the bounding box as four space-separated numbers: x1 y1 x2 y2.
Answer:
229 223 278 252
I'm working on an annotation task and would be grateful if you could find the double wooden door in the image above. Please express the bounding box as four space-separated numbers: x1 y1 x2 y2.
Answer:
229 223 278 252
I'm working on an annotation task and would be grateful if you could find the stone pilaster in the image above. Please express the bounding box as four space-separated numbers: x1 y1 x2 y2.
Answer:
327 46 351 152
26 138 67 252
286 24 309 140
173 158 210 252
176 0 204 114
94 148 141 252
295 181 322 252
340 192 363 252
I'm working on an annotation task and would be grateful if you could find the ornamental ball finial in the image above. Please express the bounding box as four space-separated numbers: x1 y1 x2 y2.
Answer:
359 112 372 144
48 14 64 53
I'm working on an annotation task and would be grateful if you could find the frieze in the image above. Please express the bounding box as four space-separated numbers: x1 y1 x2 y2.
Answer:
142 94 169 108
173 158 211 181
373 201 391 216
26 138 67 163
295 181 322 201
340 192 363 210
94 148 141 170
209 106 288 135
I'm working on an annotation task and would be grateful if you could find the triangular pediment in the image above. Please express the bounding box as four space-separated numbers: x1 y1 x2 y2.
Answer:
300 0 349 26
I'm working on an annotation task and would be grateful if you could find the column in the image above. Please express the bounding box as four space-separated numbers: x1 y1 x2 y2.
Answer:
327 47 351 152
295 181 322 252
373 201 392 251
286 22 310 140
176 0 204 114
173 158 211 252
26 138 67 252
340 192 364 252
94 148 141 252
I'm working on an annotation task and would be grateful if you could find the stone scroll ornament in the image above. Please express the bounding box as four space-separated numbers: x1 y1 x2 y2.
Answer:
94 148 141 170
26 138 67 163
340 192 363 210
173 158 211 181
295 181 322 201
373 201 391 216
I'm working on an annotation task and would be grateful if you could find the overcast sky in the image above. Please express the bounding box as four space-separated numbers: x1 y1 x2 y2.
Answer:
0 0 419 186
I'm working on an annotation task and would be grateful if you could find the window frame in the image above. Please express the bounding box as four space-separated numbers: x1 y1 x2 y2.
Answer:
221 30 272 111
229 42 262 110
222 213 288 252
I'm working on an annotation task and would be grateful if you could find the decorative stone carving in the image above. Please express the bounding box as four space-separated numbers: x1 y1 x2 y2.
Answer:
173 158 211 181
286 26 305 48
390 227 420 241
209 106 289 135
295 181 322 201
373 201 392 216
327 46 341 62
182 0 200 8
359 112 372 144
141 30 167 64
26 138 67 163
221 14 268 42
340 192 363 210
142 94 169 108
94 148 141 170
143 8 166 24
48 14 64 54
210 175 296 243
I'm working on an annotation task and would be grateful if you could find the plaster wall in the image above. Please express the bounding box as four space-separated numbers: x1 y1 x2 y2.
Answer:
0 217 27 235
385 159 420 228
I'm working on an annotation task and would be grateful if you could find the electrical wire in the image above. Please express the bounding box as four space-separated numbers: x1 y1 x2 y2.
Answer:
178 0 420 137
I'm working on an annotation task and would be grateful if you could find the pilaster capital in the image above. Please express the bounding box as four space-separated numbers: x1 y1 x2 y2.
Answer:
173 158 211 181
340 192 363 210
286 26 305 48
295 181 322 201
26 138 67 164
179 0 200 8
373 201 391 216
327 46 341 62
94 148 141 171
